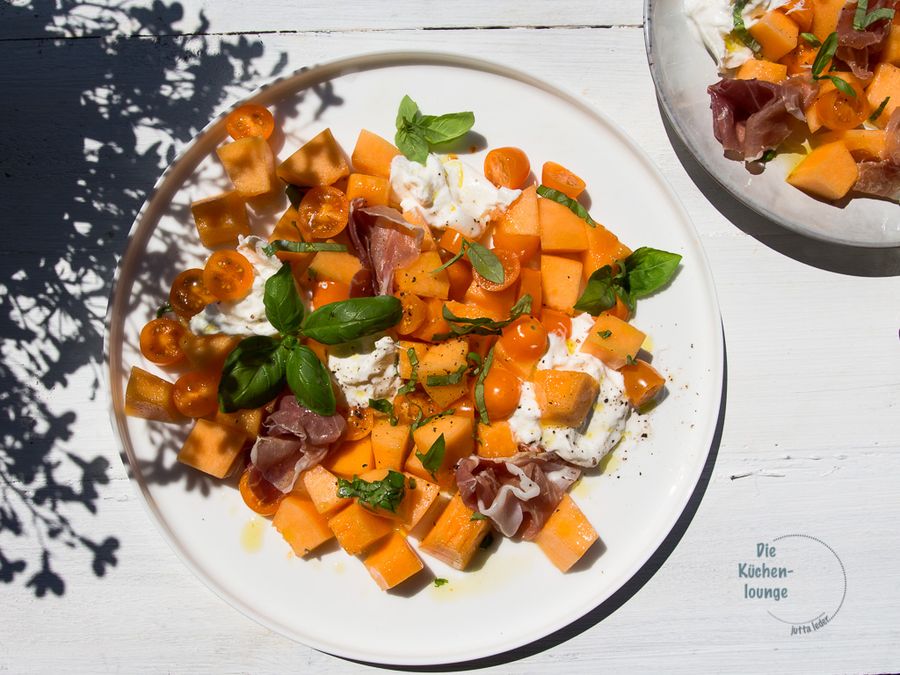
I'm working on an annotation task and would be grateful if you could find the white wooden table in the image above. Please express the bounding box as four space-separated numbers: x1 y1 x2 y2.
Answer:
2 1 898 672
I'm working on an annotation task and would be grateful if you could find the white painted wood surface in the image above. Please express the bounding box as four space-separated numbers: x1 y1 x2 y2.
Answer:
1 1 898 673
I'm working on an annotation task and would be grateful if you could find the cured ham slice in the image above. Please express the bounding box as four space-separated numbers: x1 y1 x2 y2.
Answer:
836 0 896 80
347 200 423 296
456 452 581 540
250 395 346 492
853 110 900 198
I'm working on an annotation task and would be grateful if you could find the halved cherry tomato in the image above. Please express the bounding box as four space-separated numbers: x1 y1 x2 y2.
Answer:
239 466 284 516
539 308 572 339
498 317 548 364
345 406 374 441
202 250 254 302
172 370 220 418
298 186 350 239
169 268 216 319
473 248 520 292
396 292 427 335
484 147 531 189
620 359 666 408
491 229 540 265
542 161 585 199
312 280 351 309
139 318 186 366
816 75 869 131
225 104 275 141
481 367 521 420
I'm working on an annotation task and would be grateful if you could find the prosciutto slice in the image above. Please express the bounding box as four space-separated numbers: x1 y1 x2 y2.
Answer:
836 0 896 80
347 200 423 296
456 452 581 540
853 110 900 199
249 395 346 492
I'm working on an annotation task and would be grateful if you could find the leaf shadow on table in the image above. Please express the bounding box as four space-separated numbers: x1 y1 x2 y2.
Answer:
659 111 900 278
0 0 290 597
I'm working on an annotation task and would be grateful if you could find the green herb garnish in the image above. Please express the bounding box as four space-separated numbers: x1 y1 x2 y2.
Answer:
285 184 306 208
285 344 336 416
597 329 612 339
470 512 488 521
394 95 475 164
811 32 856 97
761 149 777 163
301 296 403 345
336 470 406 513
218 335 289 412
536 185 597 227
398 347 420 395
415 433 446 478
368 398 398 425
155 302 173 318
425 364 468 387
433 578 449 588
869 96 891 122
800 32 821 47
434 240 505 284
474 346 494 425
574 247 681 315
853 0 895 30
435 294 532 339
262 240 347 257
732 0 761 52
264 263 305 334
410 408 455 433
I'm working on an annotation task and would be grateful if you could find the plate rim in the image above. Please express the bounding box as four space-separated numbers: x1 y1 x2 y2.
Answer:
643 0 899 250
103 49 725 666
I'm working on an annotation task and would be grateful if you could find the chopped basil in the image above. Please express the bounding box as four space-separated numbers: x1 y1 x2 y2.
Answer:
810 33 855 97
433 578 449 588
425 364 468 387
761 149 777 163
626 354 637 366
368 398 398 425
536 185 597 227
415 433 446 478
398 347 419 395
597 330 612 339
433 240 505 285
262 240 347 256
853 0 895 30
394 95 475 164
869 96 891 122
474 345 494 425
337 470 406 513
408 477 417 489
800 32 821 47
732 0 761 52
436 294 532 339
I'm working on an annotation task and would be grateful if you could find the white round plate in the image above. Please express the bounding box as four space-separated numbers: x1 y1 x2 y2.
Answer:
645 0 900 249
105 52 724 665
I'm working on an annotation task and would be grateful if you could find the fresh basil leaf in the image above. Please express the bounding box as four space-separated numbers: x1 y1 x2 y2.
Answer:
263 240 347 256
432 245 467 274
597 329 612 339
285 184 306 208
870 96 891 122
218 335 286 412
395 124 429 164
812 32 839 79
861 7 895 27
264 263 305 335
761 149 777 163
624 247 682 299
470 512 487 521
433 578 449 588
398 347 419 396
396 95 420 127
415 433 446 478
425 364 468 387
417 112 475 145
155 302 173 318
474 346 494 425
368 398 398 425
536 185 597 227
336 470 406 513
437 294 532 338
800 32 821 47
828 75 857 98
732 0 761 52
465 241 505 284
285 344 336 416
301 296 402 345
573 265 617 316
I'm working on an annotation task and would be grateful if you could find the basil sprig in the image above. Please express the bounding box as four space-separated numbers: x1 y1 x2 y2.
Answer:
415 433 446 478
395 95 475 164
264 263 305 334
218 335 289 412
811 33 856 98
263 240 347 257
473 346 494 425
301 296 403 345
286 344 336 416
435 294 532 339
536 185 597 227
434 240 505 284
337 470 406 513
574 247 682 315
732 0 761 52
853 0 895 30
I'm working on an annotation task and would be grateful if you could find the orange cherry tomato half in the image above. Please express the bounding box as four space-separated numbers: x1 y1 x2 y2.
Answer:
499 317 548 364
225 104 275 141
139 318 186 366
172 370 220 418
473 248 521 292
169 268 216 319
482 367 521 420
202 250 254 302
484 147 531 190
239 466 285 516
345 406 374 441
312 280 351 309
541 161 586 199
620 359 666 408
816 76 869 131
298 186 350 239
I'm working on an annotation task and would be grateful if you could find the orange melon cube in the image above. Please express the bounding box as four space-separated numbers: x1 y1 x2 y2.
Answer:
401 474 440 529
540 255 583 313
328 501 393 555
812 0 847 41
351 129 400 179
533 370 599 427
581 224 631 282
419 338 470 408
216 136 277 197
191 191 250 248
408 297 450 343
865 63 900 128
419 494 492 570
273 495 334 557
518 267 542 317
346 173 390 207
779 0 814 32
307 249 362 286
787 141 859 201
323 438 375 479
493 340 538 380
736 58 788 84
277 128 349 186
301 464 348 515
477 421 518 458
394 251 450 299
364 531 425 590
817 129 887 161
177 418 247 479
749 9 799 62
538 199 589 252
124 367 183 423
534 494 599 572
461 282 519 321
214 406 265 439
408 414 475 491
495 185 539 236
372 419 412 471
882 24 900 66
179 333 240 371
580 314 646 369
398 341 428 380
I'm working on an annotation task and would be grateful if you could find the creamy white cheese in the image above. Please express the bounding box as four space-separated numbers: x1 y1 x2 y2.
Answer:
327 334 400 408
508 313 632 468
684 0 787 71
389 153 520 238
189 235 282 336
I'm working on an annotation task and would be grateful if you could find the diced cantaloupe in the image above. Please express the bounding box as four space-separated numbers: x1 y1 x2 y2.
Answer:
177 418 247 479
419 338 470 408
351 129 400 179
323 438 375 478
273 495 335 556
882 24 900 66
372 419 412 471
216 136 277 197
461 282 519 320
817 129 887 161
179 333 240 371
749 9 799 62
495 185 539 236
534 494 599 572
301 464 348 515
540 255 583 313
400 473 440 529
190 191 250 248
581 223 631 282
541 161 586 199
787 141 859 200
865 63 900 128
124 367 183 423
346 173 390 206
533 370 599 427
408 414 475 491
812 0 847 42
419 494 492 570
214 406 264 439
518 267 543 317
398 340 428 379
580 314 647 369
445 260 473 301
364 531 425 590
307 249 362 286
277 128 349 186
779 0 814 32
736 58 788 83
328 501 393 556
477 421 518 458
394 251 450 299
538 199 589 252
408 297 450 342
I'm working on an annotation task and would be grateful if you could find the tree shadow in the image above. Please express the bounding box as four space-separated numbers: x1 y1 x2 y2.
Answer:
0 0 285 596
